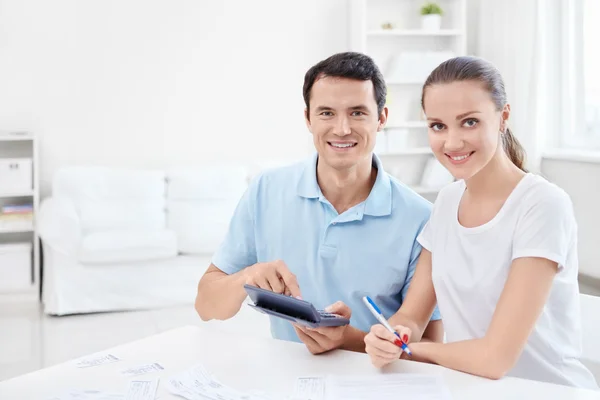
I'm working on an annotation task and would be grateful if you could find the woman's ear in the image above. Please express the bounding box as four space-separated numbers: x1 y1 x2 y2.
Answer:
500 104 511 132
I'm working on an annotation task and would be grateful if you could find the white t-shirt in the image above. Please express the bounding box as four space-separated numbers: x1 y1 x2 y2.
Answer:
418 173 598 390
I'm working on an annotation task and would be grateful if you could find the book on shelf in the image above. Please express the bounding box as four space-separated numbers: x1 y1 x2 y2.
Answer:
0 214 34 231
2 204 34 214
0 204 34 230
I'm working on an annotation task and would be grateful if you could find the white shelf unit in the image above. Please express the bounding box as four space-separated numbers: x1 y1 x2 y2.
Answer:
378 147 432 156
367 29 464 36
0 226 35 234
349 0 467 200
0 190 36 198
386 121 427 129
0 131 40 302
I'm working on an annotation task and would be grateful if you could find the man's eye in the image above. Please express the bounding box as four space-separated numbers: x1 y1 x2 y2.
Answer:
351 111 365 116
320 111 333 116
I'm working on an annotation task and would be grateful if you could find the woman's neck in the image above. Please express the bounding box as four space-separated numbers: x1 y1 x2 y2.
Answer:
465 149 526 200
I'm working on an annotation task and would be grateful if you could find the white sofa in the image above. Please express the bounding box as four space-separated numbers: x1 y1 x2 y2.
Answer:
38 165 248 316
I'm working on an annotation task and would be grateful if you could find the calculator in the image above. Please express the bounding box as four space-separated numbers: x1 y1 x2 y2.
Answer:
244 284 350 328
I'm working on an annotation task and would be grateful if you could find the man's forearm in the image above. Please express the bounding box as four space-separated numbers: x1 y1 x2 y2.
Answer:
195 268 248 321
341 326 368 353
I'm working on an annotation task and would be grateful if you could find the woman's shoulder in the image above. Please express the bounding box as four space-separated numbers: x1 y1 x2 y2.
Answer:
435 179 466 204
509 174 577 232
518 173 573 210
425 180 465 220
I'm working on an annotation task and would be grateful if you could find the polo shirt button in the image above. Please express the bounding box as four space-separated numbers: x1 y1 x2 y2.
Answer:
332 222 336 225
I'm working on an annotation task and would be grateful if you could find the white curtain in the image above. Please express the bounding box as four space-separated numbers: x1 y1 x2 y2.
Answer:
474 0 584 171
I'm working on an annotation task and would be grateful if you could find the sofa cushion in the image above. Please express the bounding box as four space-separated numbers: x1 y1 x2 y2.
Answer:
166 167 247 255
79 229 178 264
168 200 238 255
167 166 248 200
53 167 166 234
78 201 165 234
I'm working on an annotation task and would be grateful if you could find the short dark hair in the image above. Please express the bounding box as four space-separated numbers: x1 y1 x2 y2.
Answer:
303 52 387 118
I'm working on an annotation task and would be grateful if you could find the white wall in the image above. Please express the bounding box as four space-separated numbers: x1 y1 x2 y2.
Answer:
541 158 600 279
465 0 480 55
0 0 349 195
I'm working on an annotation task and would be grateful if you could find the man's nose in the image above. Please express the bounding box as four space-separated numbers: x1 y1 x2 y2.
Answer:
333 116 351 136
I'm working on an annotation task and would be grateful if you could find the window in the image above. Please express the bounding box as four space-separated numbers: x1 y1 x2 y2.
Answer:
582 0 600 149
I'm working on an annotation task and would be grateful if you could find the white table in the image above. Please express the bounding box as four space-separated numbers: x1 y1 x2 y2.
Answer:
0 325 598 399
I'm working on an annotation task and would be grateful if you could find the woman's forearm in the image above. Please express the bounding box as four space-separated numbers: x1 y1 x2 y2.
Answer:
409 339 512 380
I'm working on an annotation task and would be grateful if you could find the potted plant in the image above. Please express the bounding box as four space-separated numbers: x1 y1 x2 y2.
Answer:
420 2 443 30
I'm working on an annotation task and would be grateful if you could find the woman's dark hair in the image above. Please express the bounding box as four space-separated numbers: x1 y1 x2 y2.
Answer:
421 56 527 172
303 52 387 119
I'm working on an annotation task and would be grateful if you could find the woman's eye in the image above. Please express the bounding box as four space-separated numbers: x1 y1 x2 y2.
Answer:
430 123 445 131
463 118 478 128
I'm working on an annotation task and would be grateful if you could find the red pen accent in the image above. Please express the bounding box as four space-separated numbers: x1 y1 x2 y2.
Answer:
394 338 412 356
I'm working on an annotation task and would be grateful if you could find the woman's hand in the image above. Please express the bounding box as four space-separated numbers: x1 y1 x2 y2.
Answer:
364 324 412 368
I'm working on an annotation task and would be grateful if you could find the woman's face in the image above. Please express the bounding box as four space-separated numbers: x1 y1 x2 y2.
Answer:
423 80 508 181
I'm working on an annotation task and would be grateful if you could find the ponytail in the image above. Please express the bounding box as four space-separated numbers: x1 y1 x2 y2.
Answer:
502 127 527 172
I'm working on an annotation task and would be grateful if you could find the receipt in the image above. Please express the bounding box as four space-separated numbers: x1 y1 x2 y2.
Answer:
293 377 325 400
120 363 164 377
73 354 120 369
125 379 159 400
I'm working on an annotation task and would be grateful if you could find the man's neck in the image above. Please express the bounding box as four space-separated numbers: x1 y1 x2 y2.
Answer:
316 155 377 214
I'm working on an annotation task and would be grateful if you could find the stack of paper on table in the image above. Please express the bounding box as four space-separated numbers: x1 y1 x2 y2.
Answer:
293 373 453 400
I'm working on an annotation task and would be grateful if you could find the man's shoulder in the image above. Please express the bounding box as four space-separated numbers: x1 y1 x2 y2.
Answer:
387 174 433 218
248 159 307 194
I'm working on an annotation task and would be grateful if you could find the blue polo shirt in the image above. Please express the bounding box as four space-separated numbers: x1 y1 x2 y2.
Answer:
212 153 440 342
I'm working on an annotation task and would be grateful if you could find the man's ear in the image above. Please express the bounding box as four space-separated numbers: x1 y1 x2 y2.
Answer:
304 108 312 133
377 106 389 131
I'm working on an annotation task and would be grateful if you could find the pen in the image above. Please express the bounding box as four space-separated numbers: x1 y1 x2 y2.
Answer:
362 296 412 356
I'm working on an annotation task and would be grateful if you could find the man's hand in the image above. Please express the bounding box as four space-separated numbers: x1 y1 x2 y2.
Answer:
244 260 301 298
293 301 352 355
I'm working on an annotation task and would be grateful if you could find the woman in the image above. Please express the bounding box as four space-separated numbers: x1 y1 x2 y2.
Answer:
364 56 598 390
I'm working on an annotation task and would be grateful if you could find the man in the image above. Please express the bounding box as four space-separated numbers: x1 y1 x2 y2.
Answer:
195 52 442 354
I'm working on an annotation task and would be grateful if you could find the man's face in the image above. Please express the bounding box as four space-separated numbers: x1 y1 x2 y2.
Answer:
305 76 387 171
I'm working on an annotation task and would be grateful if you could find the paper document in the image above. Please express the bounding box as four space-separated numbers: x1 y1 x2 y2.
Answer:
48 389 124 400
293 377 325 400
125 379 159 400
325 373 453 400
120 363 165 377
73 354 120 369
166 363 272 400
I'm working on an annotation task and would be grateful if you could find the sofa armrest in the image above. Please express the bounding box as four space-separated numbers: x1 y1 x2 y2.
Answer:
38 196 82 257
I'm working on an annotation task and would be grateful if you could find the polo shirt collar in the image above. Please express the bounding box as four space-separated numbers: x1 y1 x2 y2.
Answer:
363 154 392 217
296 153 392 217
296 153 321 199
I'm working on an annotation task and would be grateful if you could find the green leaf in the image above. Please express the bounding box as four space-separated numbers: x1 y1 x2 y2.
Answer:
420 2 443 15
